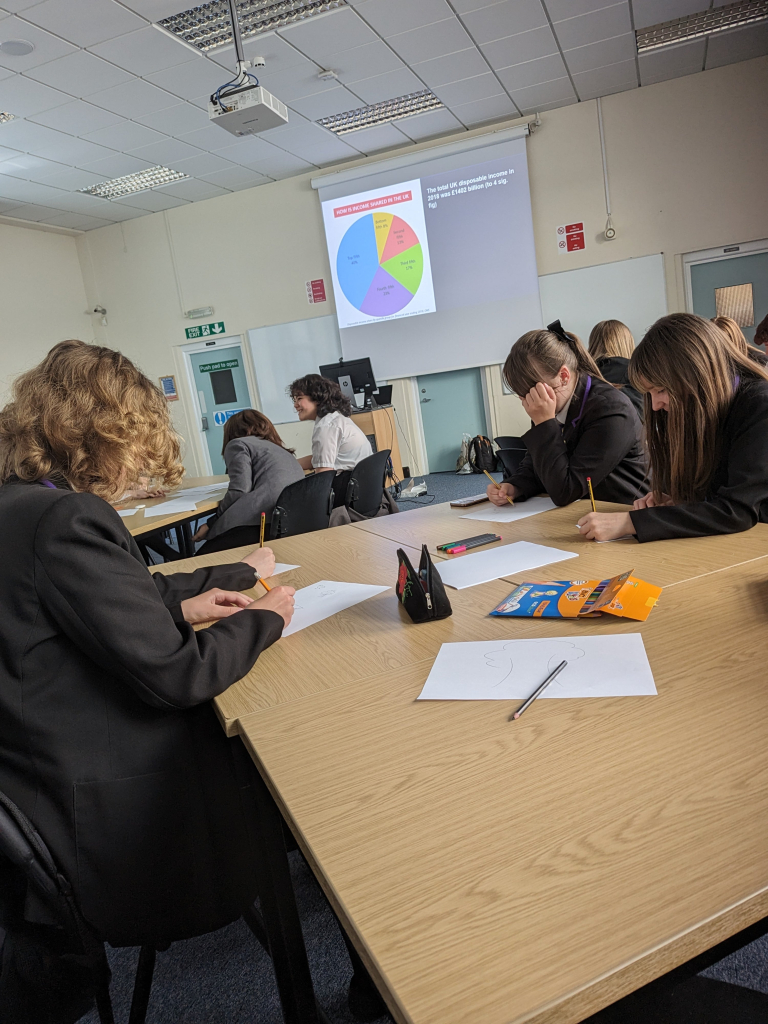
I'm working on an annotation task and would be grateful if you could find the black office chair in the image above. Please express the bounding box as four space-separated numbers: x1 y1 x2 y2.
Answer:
345 449 391 517
496 447 528 477
0 789 157 1024
493 435 527 450
271 472 335 539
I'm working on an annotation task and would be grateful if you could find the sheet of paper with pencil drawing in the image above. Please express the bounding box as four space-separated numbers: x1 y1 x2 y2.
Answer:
417 635 657 700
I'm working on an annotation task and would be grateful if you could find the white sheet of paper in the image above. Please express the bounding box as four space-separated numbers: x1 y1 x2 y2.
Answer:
436 541 577 590
143 498 201 517
116 508 138 518
460 496 556 523
417 634 656 700
174 485 227 497
271 563 299 576
282 580 389 638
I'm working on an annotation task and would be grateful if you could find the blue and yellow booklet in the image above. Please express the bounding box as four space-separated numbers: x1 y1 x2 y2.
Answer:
490 569 661 622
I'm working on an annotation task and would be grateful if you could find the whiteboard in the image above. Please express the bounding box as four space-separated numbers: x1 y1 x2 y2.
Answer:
248 315 341 424
538 253 667 347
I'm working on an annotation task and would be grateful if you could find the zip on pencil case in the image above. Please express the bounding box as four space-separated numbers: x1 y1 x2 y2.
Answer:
395 545 452 624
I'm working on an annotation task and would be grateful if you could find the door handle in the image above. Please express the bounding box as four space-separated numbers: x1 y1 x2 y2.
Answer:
420 398 431 403
201 416 209 431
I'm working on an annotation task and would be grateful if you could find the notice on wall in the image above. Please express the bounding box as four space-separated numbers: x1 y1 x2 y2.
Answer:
306 278 327 304
158 375 178 401
556 222 585 254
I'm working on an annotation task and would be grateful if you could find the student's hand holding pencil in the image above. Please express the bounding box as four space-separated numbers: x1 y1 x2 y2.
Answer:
241 546 276 580
486 481 517 507
577 511 635 542
252 586 295 628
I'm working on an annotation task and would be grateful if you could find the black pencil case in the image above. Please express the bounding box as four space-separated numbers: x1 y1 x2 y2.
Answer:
396 545 452 624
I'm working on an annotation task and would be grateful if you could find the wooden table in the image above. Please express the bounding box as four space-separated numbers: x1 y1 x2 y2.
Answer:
121 475 227 538
152 502 768 1024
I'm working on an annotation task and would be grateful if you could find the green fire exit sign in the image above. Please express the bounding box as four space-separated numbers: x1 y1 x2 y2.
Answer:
185 321 225 339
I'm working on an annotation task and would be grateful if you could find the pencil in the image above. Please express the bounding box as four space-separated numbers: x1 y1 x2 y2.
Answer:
482 468 514 506
510 660 567 721
259 511 266 548
255 573 271 593
587 476 596 513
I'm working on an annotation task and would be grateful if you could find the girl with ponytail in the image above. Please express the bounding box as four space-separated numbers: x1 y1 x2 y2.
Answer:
579 314 768 541
488 320 647 507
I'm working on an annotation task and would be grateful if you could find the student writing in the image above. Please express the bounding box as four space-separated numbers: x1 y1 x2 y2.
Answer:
0 341 294 1022
588 318 644 419
194 408 303 552
578 314 768 541
289 373 373 507
487 321 647 508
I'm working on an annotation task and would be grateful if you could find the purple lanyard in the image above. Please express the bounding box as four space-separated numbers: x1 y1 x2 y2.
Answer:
40 479 57 489
569 375 592 430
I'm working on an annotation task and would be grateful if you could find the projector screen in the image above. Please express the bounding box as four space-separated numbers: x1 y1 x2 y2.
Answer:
317 134 542 380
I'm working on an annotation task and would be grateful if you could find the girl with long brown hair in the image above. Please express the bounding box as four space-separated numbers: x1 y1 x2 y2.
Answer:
487 320 647 507
588 318 644 418
711 315 768 366
0 341 294 1021
193 408 303 552
578 314 768 541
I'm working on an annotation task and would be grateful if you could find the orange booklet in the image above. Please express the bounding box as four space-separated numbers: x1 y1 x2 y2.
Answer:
490 569 662 622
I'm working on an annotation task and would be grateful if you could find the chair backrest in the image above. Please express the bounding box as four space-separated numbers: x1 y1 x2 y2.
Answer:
493 435 526 450
270 471 335 539
345 450 391 517
496 447 527 478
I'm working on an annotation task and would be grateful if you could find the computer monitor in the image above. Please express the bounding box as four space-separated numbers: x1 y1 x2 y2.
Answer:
319 357 379 407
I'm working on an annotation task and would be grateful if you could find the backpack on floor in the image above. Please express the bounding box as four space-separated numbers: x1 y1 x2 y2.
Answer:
468 435 497 474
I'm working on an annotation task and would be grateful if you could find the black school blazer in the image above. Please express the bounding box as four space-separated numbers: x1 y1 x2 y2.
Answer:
630 378 768 541
594 355 645 420
0 481 283 946
505 374 647 506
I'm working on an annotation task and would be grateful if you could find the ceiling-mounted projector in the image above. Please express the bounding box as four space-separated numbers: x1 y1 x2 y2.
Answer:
209 0 288 136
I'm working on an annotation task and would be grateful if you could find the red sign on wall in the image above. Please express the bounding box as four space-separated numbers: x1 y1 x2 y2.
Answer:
306 278 327 304
556 222 585 253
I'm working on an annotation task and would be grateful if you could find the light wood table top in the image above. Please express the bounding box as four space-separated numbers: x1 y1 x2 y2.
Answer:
120 475 227 536
238 557 768 1024
354 499 768 589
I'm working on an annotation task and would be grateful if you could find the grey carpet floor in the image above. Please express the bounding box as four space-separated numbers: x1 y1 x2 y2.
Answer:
86 471 767 1022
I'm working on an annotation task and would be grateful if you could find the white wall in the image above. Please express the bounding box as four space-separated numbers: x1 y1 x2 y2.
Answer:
0 222 93 402
2 56 766 472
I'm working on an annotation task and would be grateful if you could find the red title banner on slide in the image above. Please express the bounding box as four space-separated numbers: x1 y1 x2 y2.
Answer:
334 191 412 217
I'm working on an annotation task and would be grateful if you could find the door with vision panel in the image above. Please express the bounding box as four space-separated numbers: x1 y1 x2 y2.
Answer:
417 367 488 474
189 344 252 474
690 252 768 345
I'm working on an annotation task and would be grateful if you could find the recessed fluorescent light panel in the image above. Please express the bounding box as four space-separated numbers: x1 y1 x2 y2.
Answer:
318 90 445 135
77 166 189 200
636 0 768 52
0 112 15 124
159 0 347 52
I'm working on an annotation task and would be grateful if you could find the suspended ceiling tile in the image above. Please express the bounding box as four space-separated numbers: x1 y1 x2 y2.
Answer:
145 57 235 103
0 173 72 205
99 202 152 220
116 189 190 211
255 151 317 178
0 144 25 161
341 122 411 154
516 94 578 114
495 52 568 91
481 25 559 70
563 32 637 75
135 102 210 137
174 122 235 151
199 165 272 189
460 0 548 45
545 0 620 19
157 177 232 200
450 92 520 126
3 0 67 10
114 0 191 19
21 0 147 49
0 151 69 181
396 106 464 140
0 200 66 221
631 0 705 31
126 137 203 166
288 85 365 121
354 0 454 35
29 99 125 134
0 65 12 79
507 76 577 109
89 26 196 77
0 74 70 116
259 110 310 136
32 165 108 191
412 47 489 88
79 152 155 178
571 57 637 99
84 120 169 153
27 49 134 95
43 211 114 230
211 135 279 164
258 63 343 103
86 78 180 117
278 8 378 61
0 16 78 71
432 72 507 106
214 137 317 178
208 32 311 77
170 151 239 177
267 121 360 163
322 40 405 83
387 19 474 65
553 3 632 50
0 199 25 214
0 118 113 163
637 39 705 85
54 190 122 214
706 25 768 69
343 67 424 103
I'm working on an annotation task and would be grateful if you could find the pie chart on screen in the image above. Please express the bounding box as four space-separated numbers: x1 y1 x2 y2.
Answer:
336 211 424 317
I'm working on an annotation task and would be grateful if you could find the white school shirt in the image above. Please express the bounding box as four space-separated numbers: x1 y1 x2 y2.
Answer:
311 410 373 472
